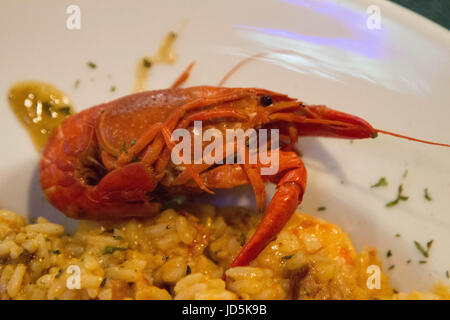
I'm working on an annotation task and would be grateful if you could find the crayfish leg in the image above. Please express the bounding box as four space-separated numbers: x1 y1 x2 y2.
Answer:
229 163 307 268
93 162 155 202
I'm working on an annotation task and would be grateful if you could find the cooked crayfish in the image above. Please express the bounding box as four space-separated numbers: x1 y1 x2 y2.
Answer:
39 63 448 268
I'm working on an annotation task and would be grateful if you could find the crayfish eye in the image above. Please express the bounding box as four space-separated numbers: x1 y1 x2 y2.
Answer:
260 95 273 107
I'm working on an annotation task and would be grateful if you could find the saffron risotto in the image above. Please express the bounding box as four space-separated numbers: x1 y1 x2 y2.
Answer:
0 204 448 300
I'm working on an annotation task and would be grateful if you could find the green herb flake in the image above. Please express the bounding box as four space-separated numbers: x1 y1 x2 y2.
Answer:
121 141 128 154
402 169 408 178
317 206 326 211
386 199 399 207
386 250 392 258
103 246 126 255
52 250 61 255
130 154 139 163
113 235 124 241
371 177 388 188
386 184 409 207
388 265 395 270
424 188 432 201
130 139 136 147
407 259 411 264
281 254 294 260
395 233 401 238
100 278 107 288
419 260 427 264
240 233 246 246
446 271 449 279
110 85 116 92
186 265 191 275
55 269 63 278
57 106 72 116
414 240 432 258
87 61 97 69
142 58 152 68
74 79 80 88
165 195 187 207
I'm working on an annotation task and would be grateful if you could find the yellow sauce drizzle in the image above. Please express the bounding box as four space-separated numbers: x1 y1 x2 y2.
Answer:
8 81 74 151
133 31 178 93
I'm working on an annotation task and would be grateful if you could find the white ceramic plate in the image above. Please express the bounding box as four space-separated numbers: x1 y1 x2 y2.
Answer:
0 0 449 292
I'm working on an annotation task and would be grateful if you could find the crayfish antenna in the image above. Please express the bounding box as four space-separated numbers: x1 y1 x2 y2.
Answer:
171 61 196 89
375 129 450 147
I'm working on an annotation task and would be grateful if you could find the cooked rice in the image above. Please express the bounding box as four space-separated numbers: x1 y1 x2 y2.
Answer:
0 205 448 300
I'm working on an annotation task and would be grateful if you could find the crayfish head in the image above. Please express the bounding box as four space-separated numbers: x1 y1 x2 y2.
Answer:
250 89 300 126
255 90 377 140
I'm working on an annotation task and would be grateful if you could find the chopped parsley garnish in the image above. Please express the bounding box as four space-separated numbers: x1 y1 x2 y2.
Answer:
55 269 63 278
130 139 136 147
113 235 124 241
419 260 427 264
165 195 187 207
240 233 246 246
103 246 126 255
388 265 395 270
52 250 61 255
317 206 326 211
100 278 107 288
386 184 409 207
371 177 388 188
74 79 80 88
58 106 72 116
386 250 392 258
87 61 97 69
395 233 401 238
131 154 139 163
121 141 128 154
424 188 432 201
186 265 191 275
281 254 294 260
142 58 152 68
407 259 411 264
402 169 408 178
414 240 433 258
446 271 449 279
110 85 116 92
